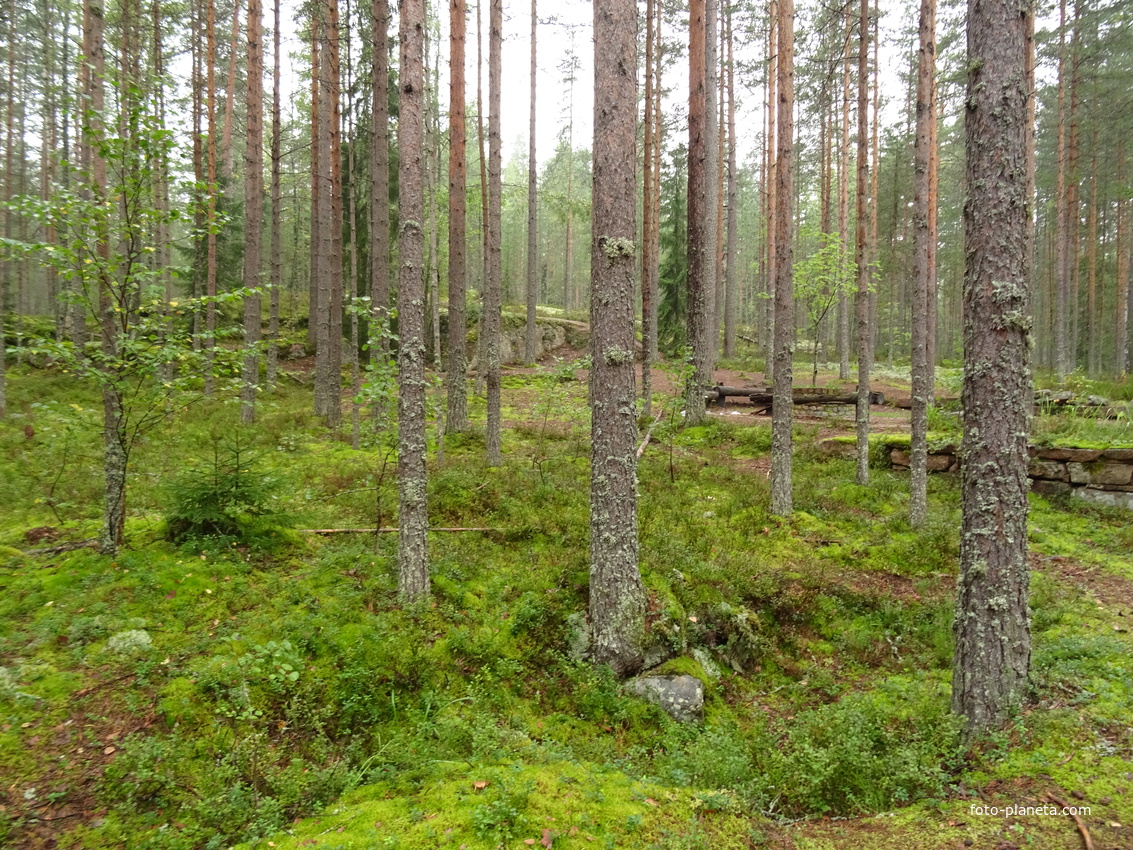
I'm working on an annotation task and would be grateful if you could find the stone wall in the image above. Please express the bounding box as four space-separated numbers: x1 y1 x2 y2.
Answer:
886 444 1133 510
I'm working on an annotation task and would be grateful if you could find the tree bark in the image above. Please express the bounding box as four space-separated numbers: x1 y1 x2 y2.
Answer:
953 0 1032 740
241 0 264 424
371 0 391 377
590 0 645 678
205 0 218 395
266 0 282 388
1054 0 1069 380
854 0 871 486
910 0 936 525
642 0 655 414
1117 150 1129 376
704 0 719 371
397 0 429 601
446 0 468 432
685 0 709 424
769 0 794 516
723 7 738 360
484 0 503 464
525 0 538 363
837 6 851 381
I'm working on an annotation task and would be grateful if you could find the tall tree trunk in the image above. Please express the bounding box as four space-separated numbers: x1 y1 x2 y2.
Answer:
769 0 794 516
241 0 264 424
649 0 662 362
1086 133 1098 376
397 0 429 600
524 0 538 363
837 6 851 380
642 0 655 413
1054 0 1069 380
685 0 709 424
854 0 871 485
953 0 1032 740
590 0 645 678
723 6 737 360
446 0 468 431
205 0 218 395
371 0 391 375
1117 150 1129 376
1067 2 1080 371
266 0 282 388
308 26 320 349
704 0 719 371
221 0 243 182
314 0 343 426
484 0 503 464
764 1 778 383
910 0 936 525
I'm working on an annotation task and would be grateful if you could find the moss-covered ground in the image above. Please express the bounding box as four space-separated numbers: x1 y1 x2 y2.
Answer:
1 360 1131 850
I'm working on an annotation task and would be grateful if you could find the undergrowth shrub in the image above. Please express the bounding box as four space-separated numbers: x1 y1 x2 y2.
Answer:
164 433 292 545
765 677 963 815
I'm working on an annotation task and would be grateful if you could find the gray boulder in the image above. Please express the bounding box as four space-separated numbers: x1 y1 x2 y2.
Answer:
625 674 704 723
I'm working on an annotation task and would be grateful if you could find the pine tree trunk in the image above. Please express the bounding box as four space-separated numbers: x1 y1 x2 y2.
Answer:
590 0 645 678
1117 150 1129 376
485 0 503 465
650 0 662 362
723 7 738 360
446 0 468 432
642 0 655 413
1054 0 1069 380
769 0 794 516
910 0 936 525
524 0 538 364
853 0 871 486
266 0 282 388
953 0 1032 740
837 6 851 381
704 0 719 371
371 0 390 373
221 0 242 183
205 0 218 396
685 0 709 424
1086 134 1098 376
241 0 263 424
765 2 777 384
397 0 429 601
308 26 320 349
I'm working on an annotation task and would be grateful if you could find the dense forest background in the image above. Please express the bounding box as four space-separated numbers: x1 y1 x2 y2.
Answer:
0 0 1129 383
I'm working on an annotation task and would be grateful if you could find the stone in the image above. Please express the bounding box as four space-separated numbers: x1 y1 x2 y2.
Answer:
1074 488 1133 511
890 449 910 468
1069 461 1133 486
926 453 955 472
1031 479 1071 498
1028 459 1069 482
285 343 307 360
1037 448 1103 462
625 674 704 723
1103 449 1133 462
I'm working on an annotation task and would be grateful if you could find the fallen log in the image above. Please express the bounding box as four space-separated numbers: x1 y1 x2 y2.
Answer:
748 390 885 413
705 384 764 405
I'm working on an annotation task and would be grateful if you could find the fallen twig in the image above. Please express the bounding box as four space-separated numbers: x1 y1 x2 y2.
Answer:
301 527 498 534
636 406 665 458
23 539 99 556
1047 794 1094 850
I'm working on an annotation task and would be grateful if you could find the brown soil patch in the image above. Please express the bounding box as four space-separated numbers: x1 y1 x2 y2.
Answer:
1032 551 1133 612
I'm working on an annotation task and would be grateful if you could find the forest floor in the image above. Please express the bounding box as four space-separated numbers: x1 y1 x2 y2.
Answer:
1 342 1132 850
